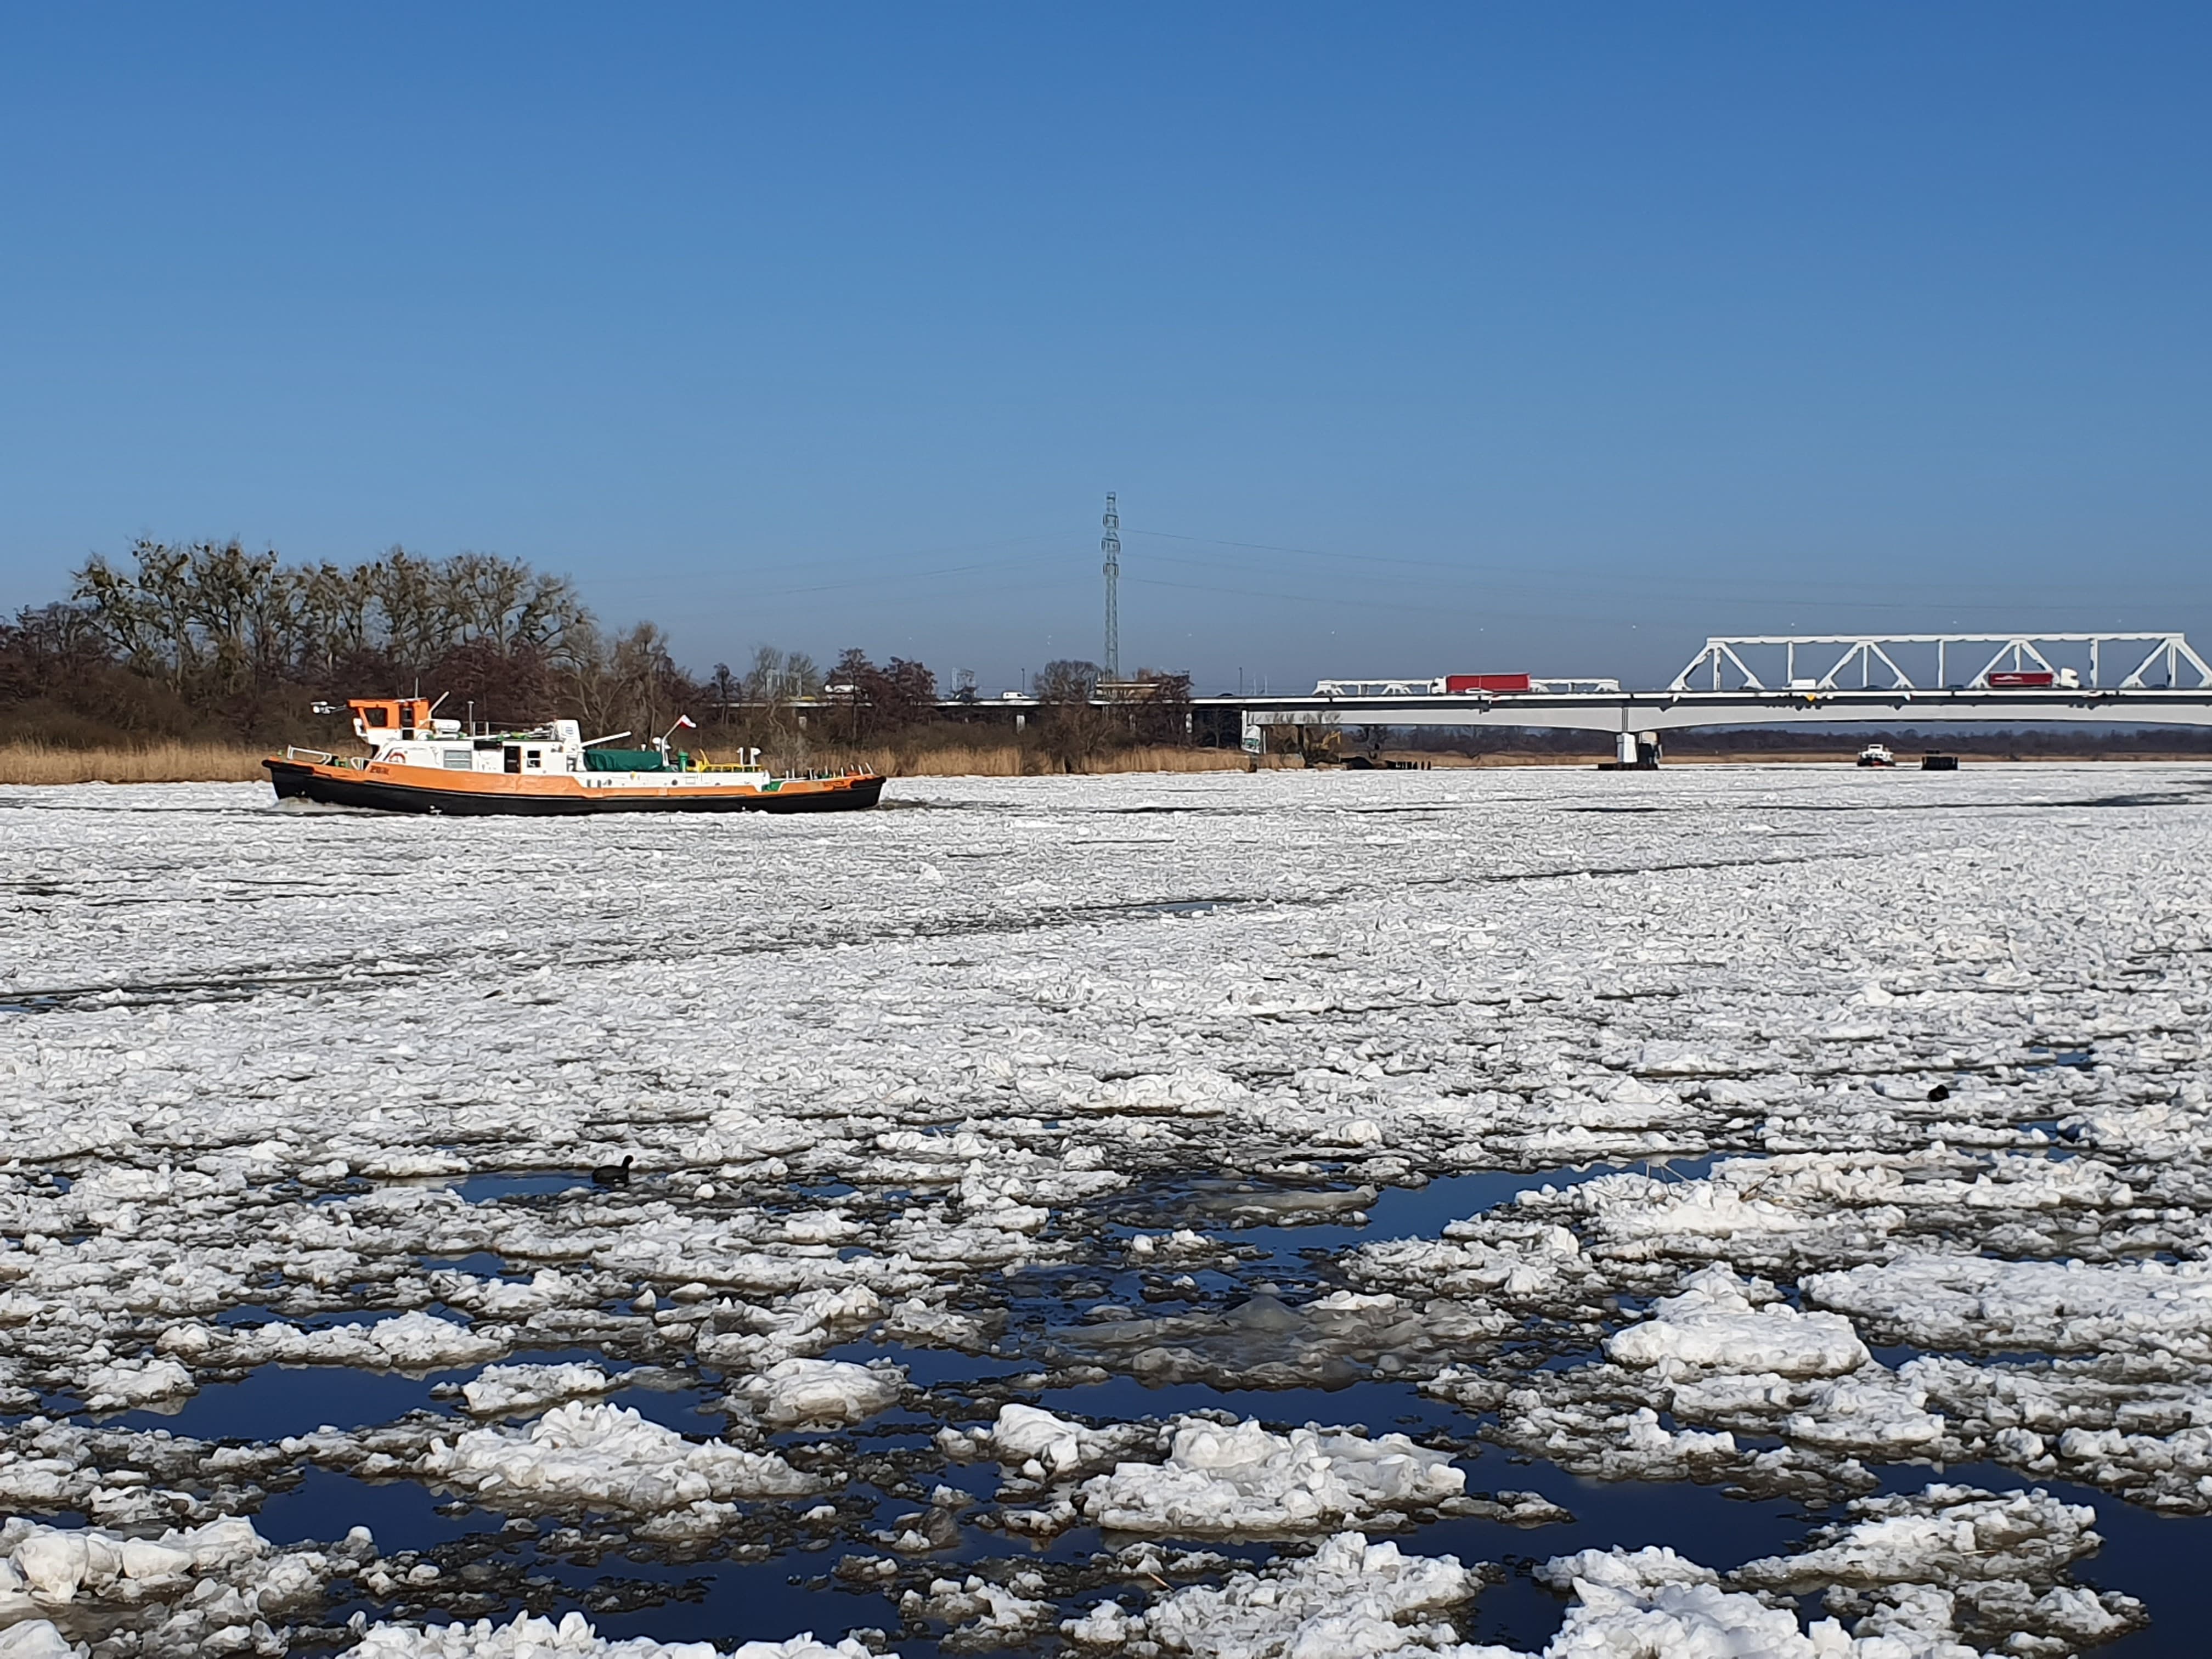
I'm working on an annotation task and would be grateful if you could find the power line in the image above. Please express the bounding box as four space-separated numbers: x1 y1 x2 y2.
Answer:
1126 527 2206 613
1127 526 1488 575
1133 549 2180 619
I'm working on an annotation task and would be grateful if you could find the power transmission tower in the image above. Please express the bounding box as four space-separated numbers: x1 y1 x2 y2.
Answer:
1101 492 1121 679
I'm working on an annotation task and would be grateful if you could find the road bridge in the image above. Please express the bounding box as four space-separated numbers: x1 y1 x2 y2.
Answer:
1210 632 2212 765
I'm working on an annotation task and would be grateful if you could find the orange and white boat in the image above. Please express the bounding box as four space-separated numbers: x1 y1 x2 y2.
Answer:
265 698 884 815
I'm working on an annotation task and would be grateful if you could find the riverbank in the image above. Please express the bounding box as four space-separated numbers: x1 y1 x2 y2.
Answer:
0 741 1262 785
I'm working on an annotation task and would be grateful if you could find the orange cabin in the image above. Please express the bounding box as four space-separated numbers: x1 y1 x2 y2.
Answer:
349 698 436 741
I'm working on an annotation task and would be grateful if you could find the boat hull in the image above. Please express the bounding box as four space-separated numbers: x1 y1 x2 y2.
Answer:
266 759 885 815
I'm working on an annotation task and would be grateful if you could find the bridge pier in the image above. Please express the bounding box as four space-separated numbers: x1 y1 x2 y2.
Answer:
1602 730 1662 769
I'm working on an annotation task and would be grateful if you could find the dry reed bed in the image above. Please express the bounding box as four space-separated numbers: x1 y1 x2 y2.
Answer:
0 743 273 785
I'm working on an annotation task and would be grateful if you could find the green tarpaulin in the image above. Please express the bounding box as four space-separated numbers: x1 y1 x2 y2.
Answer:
583 748 687 772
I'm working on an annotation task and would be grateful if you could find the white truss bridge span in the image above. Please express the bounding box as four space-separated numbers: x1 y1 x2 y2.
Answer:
1671 633 2212 693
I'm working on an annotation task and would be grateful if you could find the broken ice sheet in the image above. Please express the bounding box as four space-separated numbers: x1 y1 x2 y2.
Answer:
2 768 2210 1655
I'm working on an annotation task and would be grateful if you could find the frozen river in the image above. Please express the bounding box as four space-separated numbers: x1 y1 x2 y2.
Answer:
1 765 2209 1657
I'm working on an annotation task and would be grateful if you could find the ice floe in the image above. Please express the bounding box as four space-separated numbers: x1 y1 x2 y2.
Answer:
1605 1264 1870 1376
1062 1532 1477 1657
1075 1418 1466 1536
350 1611 882 1657
0 1514 371 1654
1807 1253 2212 1361
419 1401 819 1527
730 1357 904 1427
459 1362 619 1417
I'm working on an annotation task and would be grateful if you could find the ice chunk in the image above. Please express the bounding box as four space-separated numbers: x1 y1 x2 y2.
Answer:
1533 1544 1718 1591
1736 1482 2102 1590
1063 1531 1477 1656
1734 1483 2148 1651
80 1357 196 1412
695 1285 886 1370
963 1404 1157 1483
1784 1369 1947 1454
1078 1420 1464 1534
732 1358 904 1427
199 1309 509 1372
1807 1255 2212 1360
0 1513 367 1652
461 1362 618 1417
1539 1579 1863 1659
1606 1265 1869 1376
421 1401 819 1517
0 1624 80 1659
352 1610 883 1657
902 1570 1054 1644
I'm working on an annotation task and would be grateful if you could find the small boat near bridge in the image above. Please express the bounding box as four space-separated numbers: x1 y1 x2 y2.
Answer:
265 698 884 815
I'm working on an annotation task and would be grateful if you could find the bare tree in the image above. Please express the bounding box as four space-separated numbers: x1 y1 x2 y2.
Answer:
294 561 378 677
1035 659 1115 772
1124 668 1194 746
724 647 823 760
562 621 701 745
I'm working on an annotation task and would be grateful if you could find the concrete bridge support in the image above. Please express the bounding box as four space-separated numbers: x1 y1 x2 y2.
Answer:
1609 731 1663 768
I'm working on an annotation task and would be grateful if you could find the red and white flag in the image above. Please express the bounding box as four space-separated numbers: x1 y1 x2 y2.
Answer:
673 715 697 730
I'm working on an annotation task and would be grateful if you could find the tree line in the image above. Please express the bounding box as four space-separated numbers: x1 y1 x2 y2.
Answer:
0 540 1194 768
0 540 689 749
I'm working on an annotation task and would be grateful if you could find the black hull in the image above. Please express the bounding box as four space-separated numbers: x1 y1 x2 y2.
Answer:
266 762 885 816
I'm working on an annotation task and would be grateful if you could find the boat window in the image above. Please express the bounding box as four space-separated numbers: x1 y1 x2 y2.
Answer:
363 706 391 727
527 749 544 769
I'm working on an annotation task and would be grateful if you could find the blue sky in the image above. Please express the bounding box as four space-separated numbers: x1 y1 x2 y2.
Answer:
3 5 2207 692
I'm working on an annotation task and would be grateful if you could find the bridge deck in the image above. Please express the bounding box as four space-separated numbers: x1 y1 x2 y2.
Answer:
1207 687 2212 736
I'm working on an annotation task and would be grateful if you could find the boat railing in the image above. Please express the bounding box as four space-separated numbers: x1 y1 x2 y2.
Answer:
280 747 368 769
687 759 878 779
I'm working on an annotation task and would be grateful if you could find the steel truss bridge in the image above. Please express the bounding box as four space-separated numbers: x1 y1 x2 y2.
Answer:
1209 632 2212 764
1669 632 2211 693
